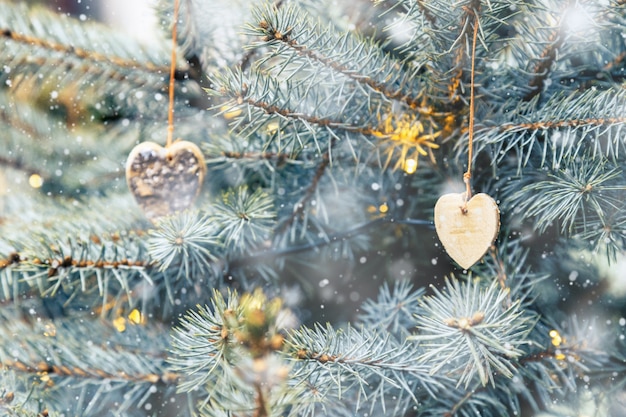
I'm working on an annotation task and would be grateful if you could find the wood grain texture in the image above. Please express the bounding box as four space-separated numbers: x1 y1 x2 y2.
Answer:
434 192 500 269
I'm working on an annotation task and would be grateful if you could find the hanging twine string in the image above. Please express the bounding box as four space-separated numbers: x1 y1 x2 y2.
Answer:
463 12 479 206
166 0 180 148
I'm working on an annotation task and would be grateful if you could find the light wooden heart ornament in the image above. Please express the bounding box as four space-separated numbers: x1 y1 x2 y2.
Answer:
434 192 500 269
126 140 206 221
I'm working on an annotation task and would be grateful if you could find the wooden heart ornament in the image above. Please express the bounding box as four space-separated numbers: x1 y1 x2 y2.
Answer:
434 192 500 269
126 140 206 221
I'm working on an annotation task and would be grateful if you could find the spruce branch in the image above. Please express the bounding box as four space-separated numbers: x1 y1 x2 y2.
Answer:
358 280 424 338
409 277 537 388
170 289 297 416
510 156 625 235
169 289 238 393
475 88 626 169
286 323 442 414
212 186 276 254
0 2 196 119
148 210 221 277
0 369 55 417
0 307 184 416
247 3 425 110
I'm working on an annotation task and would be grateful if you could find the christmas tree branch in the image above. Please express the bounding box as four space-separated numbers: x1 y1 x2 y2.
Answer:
1 29 170 76
248 4 425 110
446 1 481 103
274 151 332 238
523 30 563 102
239 93 376 137
496 115 626 132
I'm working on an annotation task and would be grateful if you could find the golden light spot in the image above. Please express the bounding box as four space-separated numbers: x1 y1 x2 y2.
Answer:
550 329 563 347
113 317 126 333
29 174 44 188
128 309 144 325
379 202 389 214
367 205 378 214
266 122 280 135
43 323 56 337
554 350 566 361
403 158 418 174
376 113 440 171
220 105 242 120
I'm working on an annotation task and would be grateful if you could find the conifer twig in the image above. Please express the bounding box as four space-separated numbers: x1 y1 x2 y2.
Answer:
240 96 377 136
495 116 626 132
1 28 170 75
524 31 563 102
274 148 332 238
263 26 424 110
448 0 481 103
1 358 179 385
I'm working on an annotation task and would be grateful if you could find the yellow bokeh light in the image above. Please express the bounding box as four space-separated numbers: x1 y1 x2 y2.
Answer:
266 122 280 135
220 105 243 120
43 323 57 337
549 329 563 347
128 308 144 325
403 158 418 174
379 202 389 214
113 317 126 333
29 174 44 188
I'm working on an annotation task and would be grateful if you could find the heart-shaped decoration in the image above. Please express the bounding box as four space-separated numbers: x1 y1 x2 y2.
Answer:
126 140 206 221
434 192 500 269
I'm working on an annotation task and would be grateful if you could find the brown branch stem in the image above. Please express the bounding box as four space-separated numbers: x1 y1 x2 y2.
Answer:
1 28 173 75
1 359 178 385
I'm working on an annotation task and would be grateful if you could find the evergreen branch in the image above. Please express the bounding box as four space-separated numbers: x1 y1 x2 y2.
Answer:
214 68 381 160
358 280 424 338
148 211 221 274
0 369 54 417
248 4 425 110
0 2 198 121
163 0 256 70
1 28 170 76
288 324 426 374
239 94 376 137
212 186 276 254
475 88 626 167
0 3 175 73
287 323 443 412
170 289 293 404
447 1 481 103
409 277 537 388
219 150 289 162
510 156 625 235
497 115 626 132
168 298 231 392
274 150 332 239
0 313 173 382
514 318 626 413
523 30 563 102
1 357 178 385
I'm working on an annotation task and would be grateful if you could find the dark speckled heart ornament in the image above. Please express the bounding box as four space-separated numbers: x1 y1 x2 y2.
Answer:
126 140 206 221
